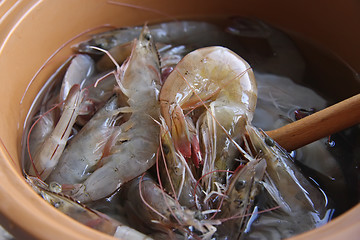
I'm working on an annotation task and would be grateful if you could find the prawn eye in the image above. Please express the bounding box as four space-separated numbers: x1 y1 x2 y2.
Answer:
143 32 151 41
265 136 275 147
235 180 246 191
93 38 111 50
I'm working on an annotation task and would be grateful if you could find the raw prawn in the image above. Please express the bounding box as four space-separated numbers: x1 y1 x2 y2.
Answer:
68 26 161 202
159 46 257 194
28 84 86 180
47 96 120 184
23 57 73 171
159 116 203 209
244 125 332 239
125 174 219 240
25 175 153 240
75 21 240 55
251 72 345 184
59 54 101 126
26 86 59 171
217 158 267 239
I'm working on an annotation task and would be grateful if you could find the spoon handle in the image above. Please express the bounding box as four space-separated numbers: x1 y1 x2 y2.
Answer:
266 94 360 151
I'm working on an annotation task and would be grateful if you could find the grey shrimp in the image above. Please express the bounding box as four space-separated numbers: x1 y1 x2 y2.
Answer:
69 26 162 203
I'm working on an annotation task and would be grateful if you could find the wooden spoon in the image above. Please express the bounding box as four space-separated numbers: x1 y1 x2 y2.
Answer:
266 94 360 151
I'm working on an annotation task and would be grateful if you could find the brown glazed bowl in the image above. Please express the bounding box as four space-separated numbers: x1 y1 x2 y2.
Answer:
0 0 359 239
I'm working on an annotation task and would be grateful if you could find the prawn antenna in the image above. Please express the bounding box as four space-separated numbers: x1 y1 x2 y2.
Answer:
107 1 178 22
218 205 281 223
154 146 183 225
158 130 179 202
89 46 121 73
0 137 17 168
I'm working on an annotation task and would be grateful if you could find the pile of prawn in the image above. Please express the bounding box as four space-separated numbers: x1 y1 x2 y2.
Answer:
23 21 333 240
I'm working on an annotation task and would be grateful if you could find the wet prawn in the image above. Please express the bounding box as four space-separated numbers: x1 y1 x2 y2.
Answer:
217 158 267 239
25 175 153 240
244 125 332 239
125 173 220 240
75 21 240 56
159 46 258 197
47 96 121 184
158 116 203 209
67 25 162 203
28 84 87 180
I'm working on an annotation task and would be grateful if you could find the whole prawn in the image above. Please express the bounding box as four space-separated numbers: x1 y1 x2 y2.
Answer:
125 174 219 240
75 21 240 55
217 158 267 239
47 96 120 184
244 125 332 239
28 84 86 180
68 26 162 203
159 116 203 209
159 46 257 195
25 175 153 240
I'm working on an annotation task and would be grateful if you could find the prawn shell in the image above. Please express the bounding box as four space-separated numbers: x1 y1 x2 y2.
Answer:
160 46 257 125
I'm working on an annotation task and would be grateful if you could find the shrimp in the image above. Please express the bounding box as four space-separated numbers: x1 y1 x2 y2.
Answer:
28 84 86 180
159 116 203 209
75 21 240 55
26 88 59 171
25 175 153 240
125 174 219 240
217 158 267 239
244 125 332 239
159 46 257 194
23 57 73 171
47 96 120 184
68 26 161 203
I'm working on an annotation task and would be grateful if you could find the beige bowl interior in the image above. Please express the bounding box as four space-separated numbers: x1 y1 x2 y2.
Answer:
0 0 359 239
